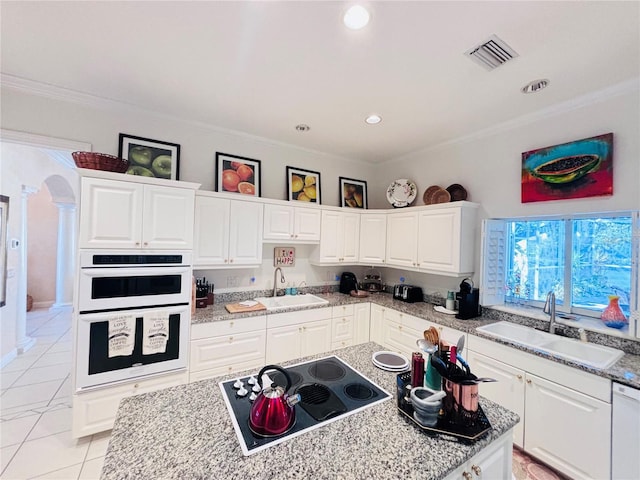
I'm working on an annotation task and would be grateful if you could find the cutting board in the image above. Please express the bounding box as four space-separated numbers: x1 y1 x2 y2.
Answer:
225 302 267 314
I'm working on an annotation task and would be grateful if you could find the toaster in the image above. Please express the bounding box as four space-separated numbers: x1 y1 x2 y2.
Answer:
393 284 423 303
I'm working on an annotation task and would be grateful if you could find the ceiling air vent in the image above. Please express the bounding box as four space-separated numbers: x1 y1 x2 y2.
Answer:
465 35 519 71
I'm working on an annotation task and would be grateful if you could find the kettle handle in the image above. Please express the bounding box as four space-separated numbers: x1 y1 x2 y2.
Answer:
257 365 292 392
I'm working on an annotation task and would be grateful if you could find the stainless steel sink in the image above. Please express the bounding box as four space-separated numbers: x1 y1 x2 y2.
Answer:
476 321 624 369
253 294 329 311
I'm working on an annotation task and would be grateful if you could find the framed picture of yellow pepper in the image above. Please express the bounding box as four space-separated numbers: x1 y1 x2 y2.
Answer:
339 177 368 209
286 166 321 204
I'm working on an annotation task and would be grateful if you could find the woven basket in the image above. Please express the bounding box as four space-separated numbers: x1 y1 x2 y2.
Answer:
72 151 129 173
26 294 33 312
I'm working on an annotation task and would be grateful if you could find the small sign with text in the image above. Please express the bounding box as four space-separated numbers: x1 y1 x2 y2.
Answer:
274 247 295 267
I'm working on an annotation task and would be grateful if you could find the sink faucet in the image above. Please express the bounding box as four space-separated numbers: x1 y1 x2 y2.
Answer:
543 291 557 334
273 267 285 297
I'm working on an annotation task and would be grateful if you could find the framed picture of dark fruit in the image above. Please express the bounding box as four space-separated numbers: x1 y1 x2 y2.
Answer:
339 177 367 209
215 152 261 197
286 166 321 203
119 134 180 180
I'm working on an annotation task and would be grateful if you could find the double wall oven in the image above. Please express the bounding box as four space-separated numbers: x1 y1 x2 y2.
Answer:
75 250 192 391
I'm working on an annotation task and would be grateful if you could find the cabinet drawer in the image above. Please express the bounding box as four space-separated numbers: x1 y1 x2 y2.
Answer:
267 307 331 328
190 331 266 373
191 316 267 339
331 340 353 350
332 304 354 317
189 357 265 383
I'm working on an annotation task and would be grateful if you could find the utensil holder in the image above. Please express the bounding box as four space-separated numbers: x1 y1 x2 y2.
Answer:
443 378 479 427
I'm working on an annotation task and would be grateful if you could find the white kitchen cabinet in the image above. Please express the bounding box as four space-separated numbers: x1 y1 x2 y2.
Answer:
312 210 360 264
385 211 418 268
263 204 321 243
189 316 267 382
353 303 371 344
331 304 355 350
385 203 478 276
79 177 195 249
193 195 263 267
265 308 332 363
359 213 387 265
369 304 385 345
444 431 513 480
72 370 188 438
467 335 612 480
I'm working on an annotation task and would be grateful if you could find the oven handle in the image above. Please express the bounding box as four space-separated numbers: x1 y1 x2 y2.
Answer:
80 266 192 277
78 304 189 321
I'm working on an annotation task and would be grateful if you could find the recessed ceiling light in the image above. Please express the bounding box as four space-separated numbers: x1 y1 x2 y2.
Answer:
295 124 310 132
521 79 550 94
343 5 370 30
365 114 382 125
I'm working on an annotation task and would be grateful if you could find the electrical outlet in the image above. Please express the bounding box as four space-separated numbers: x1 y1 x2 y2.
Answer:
227 276 238 287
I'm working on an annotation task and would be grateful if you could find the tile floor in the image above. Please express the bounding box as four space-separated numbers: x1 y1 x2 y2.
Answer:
1 308 108 480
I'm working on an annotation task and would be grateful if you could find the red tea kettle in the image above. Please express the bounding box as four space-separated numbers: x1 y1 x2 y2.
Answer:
248 365 301 437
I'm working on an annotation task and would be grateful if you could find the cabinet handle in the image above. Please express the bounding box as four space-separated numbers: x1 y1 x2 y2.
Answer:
230 321 234 327
462 472 472 480
134 383 139 389
302 326 306 331
135 242 140 246
143 242 148 246
517 374 523 380
230 259 234 263
294 234 298 238
416 263 420 267
526 379 532 385
228 366 232 372
299 327 302 332
342 318 346 322
398 326 403 331
229 336 233 342
471 465 481 476
290 234 294 238
224 259 228 263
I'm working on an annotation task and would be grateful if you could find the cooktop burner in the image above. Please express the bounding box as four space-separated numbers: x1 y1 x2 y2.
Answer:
220 356 391 456
344 383 376 400
307 359 346 381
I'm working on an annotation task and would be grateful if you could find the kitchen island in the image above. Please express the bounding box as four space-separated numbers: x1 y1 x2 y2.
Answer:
101 342 519 480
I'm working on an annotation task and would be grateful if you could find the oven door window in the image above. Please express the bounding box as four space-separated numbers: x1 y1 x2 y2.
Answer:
88 313 181 374
91 274 182 300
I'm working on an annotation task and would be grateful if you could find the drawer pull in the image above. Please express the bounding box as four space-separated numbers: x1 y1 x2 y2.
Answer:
517 374 523 380
526 379 532 385
230 321 234 327
471 465 481 475
462 472 472 480
229 336 233 342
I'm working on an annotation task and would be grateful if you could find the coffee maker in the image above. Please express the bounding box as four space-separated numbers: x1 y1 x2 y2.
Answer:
455 278 480 320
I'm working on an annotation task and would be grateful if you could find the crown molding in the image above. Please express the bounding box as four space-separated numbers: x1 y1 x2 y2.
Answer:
0 128 91 153
386 77 640 165
0 73 365 165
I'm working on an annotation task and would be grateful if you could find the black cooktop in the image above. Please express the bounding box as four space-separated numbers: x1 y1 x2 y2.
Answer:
220 356 391 456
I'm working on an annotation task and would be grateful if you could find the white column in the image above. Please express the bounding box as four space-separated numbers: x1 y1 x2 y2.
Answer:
51 202 76 309
16 185 37 354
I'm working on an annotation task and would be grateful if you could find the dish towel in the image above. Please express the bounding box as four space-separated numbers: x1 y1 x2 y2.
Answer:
108 314 136 358
142 311 170 355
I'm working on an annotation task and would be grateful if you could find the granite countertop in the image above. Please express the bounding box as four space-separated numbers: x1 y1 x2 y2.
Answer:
101 342 519 480
193 292 640 389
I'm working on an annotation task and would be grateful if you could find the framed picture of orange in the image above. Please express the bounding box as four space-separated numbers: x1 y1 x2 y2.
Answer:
215 152 261 197
286 166 321 203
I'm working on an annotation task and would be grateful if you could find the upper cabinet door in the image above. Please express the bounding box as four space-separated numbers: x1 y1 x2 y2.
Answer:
416 208 459 272
317 210 341 262
341 211 360 262
385 212 418 268
263 204 295 241
359 213 386 265
293 208 321 242
143 185 195 249
79 178 144 249
193 196 230 266
228 201 263 266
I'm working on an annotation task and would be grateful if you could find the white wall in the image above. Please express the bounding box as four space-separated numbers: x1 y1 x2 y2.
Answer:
371 85 640 296
1 88 372 206
27 187 58 307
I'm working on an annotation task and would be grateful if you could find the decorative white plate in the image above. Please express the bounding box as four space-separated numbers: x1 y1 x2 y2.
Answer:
372 351 409 371
386 179 417 207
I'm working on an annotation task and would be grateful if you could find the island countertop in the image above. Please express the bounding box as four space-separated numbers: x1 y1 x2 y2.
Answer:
101 342 519 480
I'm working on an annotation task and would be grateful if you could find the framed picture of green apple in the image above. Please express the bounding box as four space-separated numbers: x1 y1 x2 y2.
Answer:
287 166 321 203
118 134 180 180
215 152 261 197
339 177 367 209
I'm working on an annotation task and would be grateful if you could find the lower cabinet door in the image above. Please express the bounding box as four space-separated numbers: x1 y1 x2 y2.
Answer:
72 371 187 438
353 303 371 345
524 373 611 480
444 430 513 480
369 305 384 345
301 319 332 357
265 325 301 364
466 350 525 447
